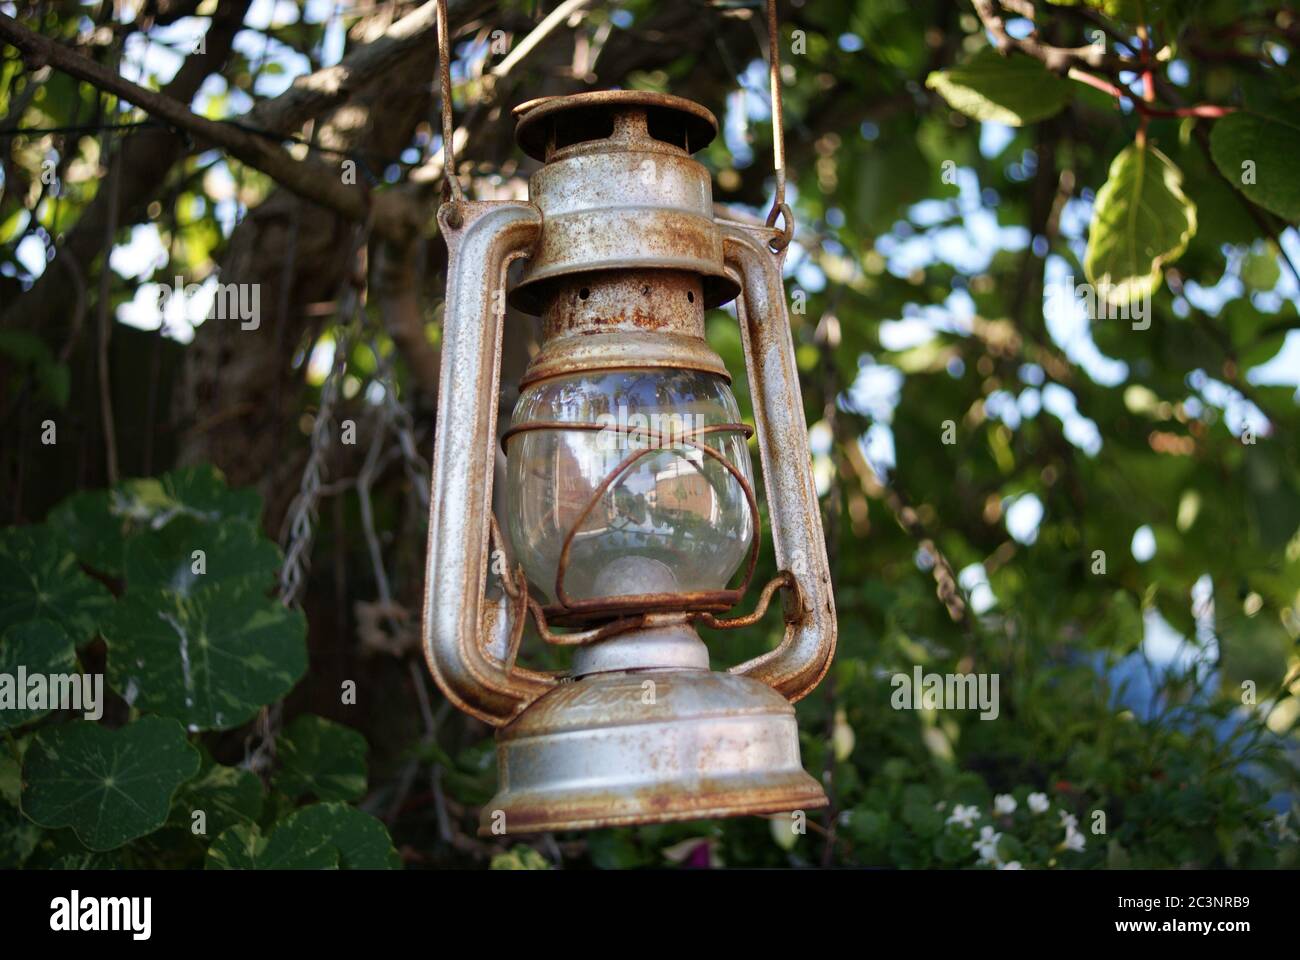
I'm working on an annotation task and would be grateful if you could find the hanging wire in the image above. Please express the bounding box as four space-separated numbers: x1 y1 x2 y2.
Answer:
764 0 793 251
436 0 465 219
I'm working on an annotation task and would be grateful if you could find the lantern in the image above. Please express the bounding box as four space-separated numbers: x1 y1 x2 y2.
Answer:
423 91 836 835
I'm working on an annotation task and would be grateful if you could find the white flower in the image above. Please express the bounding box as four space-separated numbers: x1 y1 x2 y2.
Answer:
1063 825 1086 852
994 794 1017 816
1270 812 1297 842
1058 809 1078 831
946 803 980 828
998 860 1023 870
1027 792 1049 814
972 826 1003 865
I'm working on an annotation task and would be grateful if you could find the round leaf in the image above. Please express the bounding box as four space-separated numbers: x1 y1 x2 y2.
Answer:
274 714 369 802
103 583 307 731
0 527 112 641
0 619 78 729
21 717 200 851
205 803 399 869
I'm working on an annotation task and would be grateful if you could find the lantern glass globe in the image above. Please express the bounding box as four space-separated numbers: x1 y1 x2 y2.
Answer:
505 368 754 605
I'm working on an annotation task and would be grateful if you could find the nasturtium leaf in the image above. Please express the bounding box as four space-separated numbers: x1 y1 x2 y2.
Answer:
0 526 112 640
205 802 399 869
0 748 20 806
1210 112 1300 223
47 490 130 577
1084 143 1197 307
0 803 41 867
21 717 200 851
111 465 262 530
123 516 280 599
0 619 78 729
274 714 369 802
925 48 1070 127
103 582 307 731
170 754 264 837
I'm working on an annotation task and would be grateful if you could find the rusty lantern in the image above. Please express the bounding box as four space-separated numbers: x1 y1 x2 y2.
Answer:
422 91 836 835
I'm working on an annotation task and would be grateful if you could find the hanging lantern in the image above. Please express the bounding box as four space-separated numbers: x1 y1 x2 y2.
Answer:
423 89 835 835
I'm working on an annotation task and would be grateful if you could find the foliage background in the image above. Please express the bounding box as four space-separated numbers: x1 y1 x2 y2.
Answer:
1 0 1299 869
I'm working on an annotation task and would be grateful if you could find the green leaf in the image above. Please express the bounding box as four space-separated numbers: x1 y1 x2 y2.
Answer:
925 49 1071 127
0 526 112 641
1241 241 1281 291
47 491 131 577
1210 112 1300 223
123 516 280 599
170 754 264 838
110 466 262 530
0 802 41 867
0 619 78 729
103 581 307 731
273 714 369 802
21 717 200 851
205 803 400 869
1084 143 1197 306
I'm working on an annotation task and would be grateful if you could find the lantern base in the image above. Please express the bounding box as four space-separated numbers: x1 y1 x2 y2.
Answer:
479 669 827 836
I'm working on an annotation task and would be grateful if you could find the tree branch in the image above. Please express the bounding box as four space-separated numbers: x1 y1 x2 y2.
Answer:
0 12 381 231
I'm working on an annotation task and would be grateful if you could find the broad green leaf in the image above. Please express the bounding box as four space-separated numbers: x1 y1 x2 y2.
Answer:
0 619 78 729
1084 143 1197 306
170 754 264 838
123 516 280 598
205 802 399 869
491 844 552 869
274 714 369 802
1241 242 1281 291
103 582 307 731
1209 112 1300 223
0 803 41 867
47 490 131 577
21 717 200 851
0 526 112 641
0 748 19 806
110 466 262 530
925 49 1070 127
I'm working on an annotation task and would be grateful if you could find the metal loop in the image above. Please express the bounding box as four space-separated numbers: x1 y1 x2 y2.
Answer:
765 201 794 252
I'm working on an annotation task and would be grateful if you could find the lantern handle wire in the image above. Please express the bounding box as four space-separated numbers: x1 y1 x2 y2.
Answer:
763 0 793 251
436 0 465 220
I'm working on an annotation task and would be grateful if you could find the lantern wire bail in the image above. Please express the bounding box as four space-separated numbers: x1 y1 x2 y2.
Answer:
763 0 793 252
436 0 465 224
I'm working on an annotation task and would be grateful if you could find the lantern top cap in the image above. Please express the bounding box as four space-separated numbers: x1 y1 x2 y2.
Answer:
513 90 718 162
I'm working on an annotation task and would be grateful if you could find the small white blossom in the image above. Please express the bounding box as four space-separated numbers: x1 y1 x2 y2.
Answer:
1270 812 1296 842
1059 809 1078 831
1027 792 1050 814
972 826 1003 865
1063 825 1086 852
994 794 1017 816
946 804 980 828
998 860 1023 870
